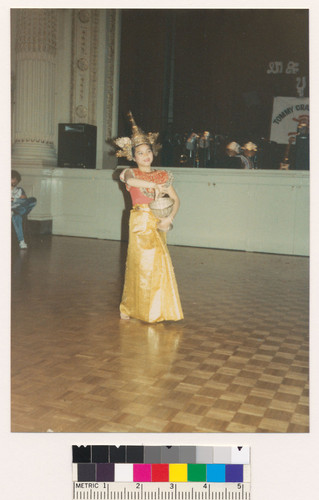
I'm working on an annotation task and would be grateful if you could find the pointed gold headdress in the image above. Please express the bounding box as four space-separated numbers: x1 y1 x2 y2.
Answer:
114 111 161 161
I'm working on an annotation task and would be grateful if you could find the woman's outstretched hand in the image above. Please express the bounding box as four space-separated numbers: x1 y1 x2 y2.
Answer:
154 184 170 200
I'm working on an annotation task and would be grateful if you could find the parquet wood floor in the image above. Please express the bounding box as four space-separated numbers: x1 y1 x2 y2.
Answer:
11 235 309 433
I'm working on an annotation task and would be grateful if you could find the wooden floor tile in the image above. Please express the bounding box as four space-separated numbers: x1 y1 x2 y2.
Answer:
11 235 309 433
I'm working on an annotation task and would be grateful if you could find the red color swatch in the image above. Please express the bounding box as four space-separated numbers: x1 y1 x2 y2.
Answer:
151 464 169 482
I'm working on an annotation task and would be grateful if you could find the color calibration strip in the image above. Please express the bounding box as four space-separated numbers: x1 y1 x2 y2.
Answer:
72 446 250 499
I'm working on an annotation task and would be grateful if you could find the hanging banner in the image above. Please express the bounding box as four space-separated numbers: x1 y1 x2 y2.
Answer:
270 96 309 144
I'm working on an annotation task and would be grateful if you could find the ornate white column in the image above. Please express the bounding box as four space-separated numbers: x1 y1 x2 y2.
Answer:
12 9 57 168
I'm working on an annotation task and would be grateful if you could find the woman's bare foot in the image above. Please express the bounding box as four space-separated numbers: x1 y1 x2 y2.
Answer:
120 312 130 320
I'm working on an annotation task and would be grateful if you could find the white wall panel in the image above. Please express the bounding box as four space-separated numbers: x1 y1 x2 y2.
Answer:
17 166 309 256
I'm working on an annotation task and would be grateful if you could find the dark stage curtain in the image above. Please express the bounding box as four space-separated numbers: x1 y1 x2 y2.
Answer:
117 9 308 162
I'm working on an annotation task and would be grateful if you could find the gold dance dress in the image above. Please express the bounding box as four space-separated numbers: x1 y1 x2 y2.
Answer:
119 168 183 323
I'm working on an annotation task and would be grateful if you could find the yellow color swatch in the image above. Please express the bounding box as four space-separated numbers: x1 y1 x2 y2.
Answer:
169 464 188 482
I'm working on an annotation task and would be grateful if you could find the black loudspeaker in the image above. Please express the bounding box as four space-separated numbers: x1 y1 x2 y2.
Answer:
294 134 309 170
256 140 281 169
58 123 97 169
219 156 243 169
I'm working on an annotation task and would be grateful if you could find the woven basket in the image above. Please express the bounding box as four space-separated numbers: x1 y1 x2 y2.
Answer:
149 197 174 218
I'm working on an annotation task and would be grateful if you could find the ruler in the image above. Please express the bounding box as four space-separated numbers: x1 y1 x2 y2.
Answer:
72 446 251 499
73 481 251 499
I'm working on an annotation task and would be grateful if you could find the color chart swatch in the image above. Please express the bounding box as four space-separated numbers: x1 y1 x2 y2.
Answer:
73 446 251 499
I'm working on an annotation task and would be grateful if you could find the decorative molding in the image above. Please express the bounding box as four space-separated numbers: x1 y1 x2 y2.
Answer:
105 10 117 141
78 9 90 24
16 9 57 57
71 9 99 124
77 57 89 71
75 104 88 119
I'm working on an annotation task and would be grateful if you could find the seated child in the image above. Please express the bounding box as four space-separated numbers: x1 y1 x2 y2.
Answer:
11 170 37 249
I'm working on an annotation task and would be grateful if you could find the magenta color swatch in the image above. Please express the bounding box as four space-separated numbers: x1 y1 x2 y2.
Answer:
133 464 152 482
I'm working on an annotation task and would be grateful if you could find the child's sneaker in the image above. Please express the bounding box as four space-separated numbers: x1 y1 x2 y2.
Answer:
19 240 28 249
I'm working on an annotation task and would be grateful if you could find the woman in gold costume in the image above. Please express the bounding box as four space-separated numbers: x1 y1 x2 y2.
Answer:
115 113 183 323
